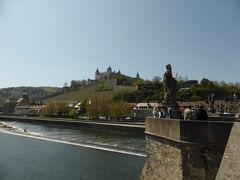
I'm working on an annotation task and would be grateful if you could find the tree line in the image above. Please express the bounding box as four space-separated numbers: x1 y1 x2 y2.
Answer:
40 99 131 120
113 78 240 103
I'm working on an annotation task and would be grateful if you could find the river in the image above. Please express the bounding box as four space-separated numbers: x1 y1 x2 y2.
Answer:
0 121 146 180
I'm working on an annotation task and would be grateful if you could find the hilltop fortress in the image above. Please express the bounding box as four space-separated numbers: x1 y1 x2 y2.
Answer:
88 66 140 87
95 66 115 80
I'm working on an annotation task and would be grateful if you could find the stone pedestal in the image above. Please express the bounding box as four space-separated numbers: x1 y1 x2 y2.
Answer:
162 102 182 119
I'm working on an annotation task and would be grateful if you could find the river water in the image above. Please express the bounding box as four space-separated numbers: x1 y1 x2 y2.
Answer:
0 121 146 180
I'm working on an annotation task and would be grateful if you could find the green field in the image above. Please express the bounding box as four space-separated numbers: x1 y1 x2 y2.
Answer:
44 85 135 103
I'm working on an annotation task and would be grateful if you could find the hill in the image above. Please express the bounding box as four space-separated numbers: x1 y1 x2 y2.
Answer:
0 86 62 102
44 85 136 103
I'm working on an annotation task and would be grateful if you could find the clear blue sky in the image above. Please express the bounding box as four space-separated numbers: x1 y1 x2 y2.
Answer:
0 0 239 88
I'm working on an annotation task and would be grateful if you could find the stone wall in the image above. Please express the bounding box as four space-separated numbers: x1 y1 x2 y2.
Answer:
140 137 182 180
140 136 225 180
216 122 240 179
140 118 234 180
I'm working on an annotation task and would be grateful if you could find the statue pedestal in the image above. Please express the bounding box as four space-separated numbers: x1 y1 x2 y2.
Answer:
162 102 182 119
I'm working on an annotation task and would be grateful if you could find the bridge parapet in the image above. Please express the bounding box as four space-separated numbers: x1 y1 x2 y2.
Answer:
140 117 234 180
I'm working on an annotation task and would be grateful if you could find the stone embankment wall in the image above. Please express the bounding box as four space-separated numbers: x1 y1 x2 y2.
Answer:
140 118 234 180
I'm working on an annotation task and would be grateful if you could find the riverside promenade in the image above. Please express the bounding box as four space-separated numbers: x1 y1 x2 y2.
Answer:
0 115 145 135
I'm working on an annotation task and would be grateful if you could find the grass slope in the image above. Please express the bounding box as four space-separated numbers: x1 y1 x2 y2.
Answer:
40 86 61 93
44 85 135 103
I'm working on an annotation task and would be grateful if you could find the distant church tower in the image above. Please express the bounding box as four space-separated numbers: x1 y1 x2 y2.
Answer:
136 72 140 79
107 66 112 79
95 68 101 80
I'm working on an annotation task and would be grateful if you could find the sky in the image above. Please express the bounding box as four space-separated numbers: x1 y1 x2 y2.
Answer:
0 0 240 88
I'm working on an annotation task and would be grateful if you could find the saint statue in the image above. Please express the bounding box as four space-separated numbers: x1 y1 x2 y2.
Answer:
163 64 177 104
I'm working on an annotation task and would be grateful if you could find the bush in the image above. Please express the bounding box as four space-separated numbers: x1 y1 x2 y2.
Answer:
69 109 78 119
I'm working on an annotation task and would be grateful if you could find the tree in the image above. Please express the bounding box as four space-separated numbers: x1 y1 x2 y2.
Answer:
63 82 68 88
86 98 101 118
69 109 78 119
200 78 215 88
190 95 201 101
86 98 131 120
41 102 56 117
177 89 190 101
56 102 69 116
79 99 87 115
133 79 144 86
70 80 79 89
40 102 69 117
99 99 111 117
200 78 210 87
109 101 131 120
152 76 162 84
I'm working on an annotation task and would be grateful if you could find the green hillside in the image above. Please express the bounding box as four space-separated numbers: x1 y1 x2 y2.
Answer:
44 85 136 103
0 86 61 101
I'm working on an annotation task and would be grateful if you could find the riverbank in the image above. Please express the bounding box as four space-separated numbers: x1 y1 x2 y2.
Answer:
0 115 145 135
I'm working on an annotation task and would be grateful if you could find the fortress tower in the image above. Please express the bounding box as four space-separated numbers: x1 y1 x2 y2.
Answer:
107 66 112 79
95 68 101 80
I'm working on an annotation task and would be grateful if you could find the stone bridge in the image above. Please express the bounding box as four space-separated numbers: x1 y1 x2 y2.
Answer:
140 117 239 180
